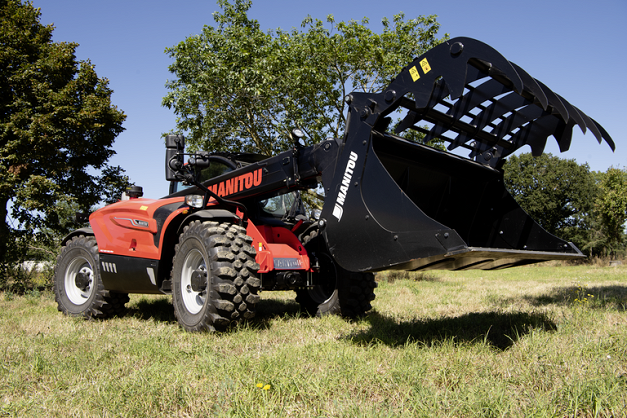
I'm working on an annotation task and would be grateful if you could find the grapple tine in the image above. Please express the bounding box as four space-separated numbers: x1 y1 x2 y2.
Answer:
555 93 588 136
488 105 545 153
554 119 575 153
447 79 511 123
510 62 548 110
570 103 603 145
448 92 530 152
518 116 561 156
534 79 570 124
591 118 616 151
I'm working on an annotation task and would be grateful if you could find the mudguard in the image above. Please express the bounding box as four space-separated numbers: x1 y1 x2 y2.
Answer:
61 227 94 246
320 37 613 272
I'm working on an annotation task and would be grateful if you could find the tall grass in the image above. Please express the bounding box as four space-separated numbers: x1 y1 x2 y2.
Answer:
1 264 626 417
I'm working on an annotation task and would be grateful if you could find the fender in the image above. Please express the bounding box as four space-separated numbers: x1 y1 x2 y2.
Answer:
177 209 239 235
61 227 94 246
154 208 241 293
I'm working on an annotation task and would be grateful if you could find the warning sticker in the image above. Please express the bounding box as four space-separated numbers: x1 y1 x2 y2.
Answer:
140 205 148 211
409 66 420 82
420 58 431 74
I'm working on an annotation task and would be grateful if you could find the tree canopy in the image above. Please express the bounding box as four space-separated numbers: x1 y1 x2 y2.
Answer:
162 0 447 155
591 167 627 257
502 153 598 251
0 0 128 268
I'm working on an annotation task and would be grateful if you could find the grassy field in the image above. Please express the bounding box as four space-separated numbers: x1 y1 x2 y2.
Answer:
1 264 626 417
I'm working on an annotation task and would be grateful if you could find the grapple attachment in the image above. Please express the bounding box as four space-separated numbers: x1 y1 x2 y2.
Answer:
320 37 614 272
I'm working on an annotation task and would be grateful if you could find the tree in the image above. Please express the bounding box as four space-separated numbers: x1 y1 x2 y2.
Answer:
592 167 627 257
0 0 128 269
502 153 597 251
162 0 447 155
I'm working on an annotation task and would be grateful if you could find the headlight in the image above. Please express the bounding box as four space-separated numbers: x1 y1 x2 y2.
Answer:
185 194 204 208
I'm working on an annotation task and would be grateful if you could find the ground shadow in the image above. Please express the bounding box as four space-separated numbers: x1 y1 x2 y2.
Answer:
255 298 302 318
516 284 627 310
126 296 177 323
345 310 557 351
120 294 558 348
248 298 306 330
375 271 442 284
120 294 305 330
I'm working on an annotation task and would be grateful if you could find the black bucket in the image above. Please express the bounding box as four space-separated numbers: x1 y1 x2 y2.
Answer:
316 37 615 272
320 130 583 272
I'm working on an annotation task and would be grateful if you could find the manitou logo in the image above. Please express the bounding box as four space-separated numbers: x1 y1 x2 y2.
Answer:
208 168 263 197
332 151 358 221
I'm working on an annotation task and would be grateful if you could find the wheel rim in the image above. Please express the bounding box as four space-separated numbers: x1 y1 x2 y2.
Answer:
64 256 95 305
180 248 208 314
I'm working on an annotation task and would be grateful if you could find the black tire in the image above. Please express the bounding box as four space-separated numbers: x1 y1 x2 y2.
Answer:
295 231 376 318
54 235 129 319
171 220 260 332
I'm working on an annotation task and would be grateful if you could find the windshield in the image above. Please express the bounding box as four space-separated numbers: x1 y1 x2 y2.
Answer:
170 158 235 194
260 193 295 217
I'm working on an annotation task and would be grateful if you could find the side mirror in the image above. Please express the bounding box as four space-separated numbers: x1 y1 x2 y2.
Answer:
166 134 185 150
165 134 185 181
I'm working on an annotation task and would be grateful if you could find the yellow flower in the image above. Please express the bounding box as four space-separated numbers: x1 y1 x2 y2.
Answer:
263 384 271 390
256 383 263 388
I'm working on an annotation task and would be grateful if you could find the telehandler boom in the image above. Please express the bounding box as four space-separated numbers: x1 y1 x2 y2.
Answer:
54 37 614 331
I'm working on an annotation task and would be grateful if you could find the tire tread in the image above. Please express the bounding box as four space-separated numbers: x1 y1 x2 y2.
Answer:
171 220 260 332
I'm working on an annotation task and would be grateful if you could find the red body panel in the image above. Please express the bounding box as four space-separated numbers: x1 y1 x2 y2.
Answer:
90 196 186 260
246 223 310 274
90 196 310 274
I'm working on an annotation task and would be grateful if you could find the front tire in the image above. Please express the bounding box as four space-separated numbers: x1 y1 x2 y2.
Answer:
296 231 376 318
54 235 129 318
171 221 260 332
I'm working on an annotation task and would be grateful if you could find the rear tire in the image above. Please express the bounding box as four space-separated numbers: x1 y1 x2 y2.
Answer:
296 231 376 318
171 220 260 332
54 235 129 319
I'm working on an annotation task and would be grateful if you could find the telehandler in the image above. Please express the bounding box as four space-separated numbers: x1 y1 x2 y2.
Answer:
54 37 614 331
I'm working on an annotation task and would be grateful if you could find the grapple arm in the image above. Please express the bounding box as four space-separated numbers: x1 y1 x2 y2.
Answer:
375 37 613 166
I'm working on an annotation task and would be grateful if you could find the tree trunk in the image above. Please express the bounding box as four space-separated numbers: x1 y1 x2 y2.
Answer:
0 197 10 265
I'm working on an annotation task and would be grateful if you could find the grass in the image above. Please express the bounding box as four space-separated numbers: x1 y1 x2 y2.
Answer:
1 264 626 417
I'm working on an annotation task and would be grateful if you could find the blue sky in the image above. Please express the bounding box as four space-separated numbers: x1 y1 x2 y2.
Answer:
34 0 626 199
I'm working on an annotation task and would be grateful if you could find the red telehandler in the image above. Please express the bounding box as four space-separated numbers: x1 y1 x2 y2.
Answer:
54 38 615 331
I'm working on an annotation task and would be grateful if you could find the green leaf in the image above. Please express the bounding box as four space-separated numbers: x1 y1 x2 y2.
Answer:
162 0 447 154
0 0 129 267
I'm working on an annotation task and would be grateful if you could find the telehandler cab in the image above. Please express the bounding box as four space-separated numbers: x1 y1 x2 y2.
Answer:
54 37 614 331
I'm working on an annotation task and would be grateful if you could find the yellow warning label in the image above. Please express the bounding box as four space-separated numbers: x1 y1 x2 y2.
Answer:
420 58 431 74
140 205 148 211
409 66 420 82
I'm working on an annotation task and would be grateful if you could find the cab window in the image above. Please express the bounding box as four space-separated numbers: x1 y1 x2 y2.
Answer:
170 158 235 194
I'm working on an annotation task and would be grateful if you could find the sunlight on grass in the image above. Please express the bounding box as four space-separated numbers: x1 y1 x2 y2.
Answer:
0 264 626 417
